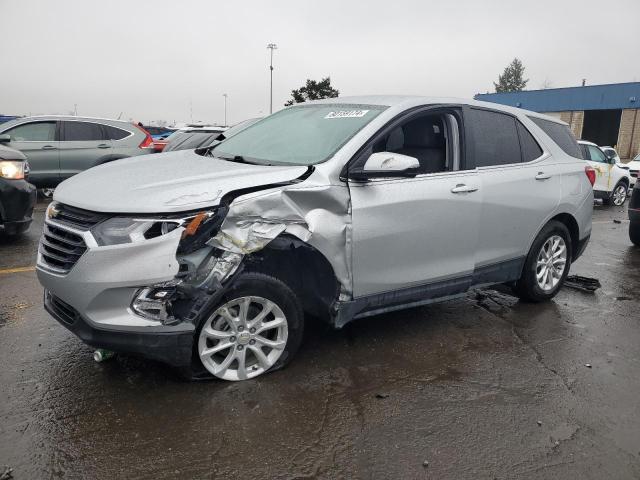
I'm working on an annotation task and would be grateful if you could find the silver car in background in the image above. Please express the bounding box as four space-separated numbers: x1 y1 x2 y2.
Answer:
37 96 593 381
0 116 155 188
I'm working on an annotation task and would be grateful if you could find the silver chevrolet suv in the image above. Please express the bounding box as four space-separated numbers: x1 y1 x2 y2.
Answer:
37 96 593 381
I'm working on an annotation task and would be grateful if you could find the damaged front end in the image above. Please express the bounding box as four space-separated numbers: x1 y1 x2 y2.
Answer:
129 206 244 327
133 164 355 334
39 166 354 370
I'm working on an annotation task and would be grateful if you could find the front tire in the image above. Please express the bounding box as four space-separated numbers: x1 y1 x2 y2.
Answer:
195 272 304 381
630 221 640 247
515 221 572 302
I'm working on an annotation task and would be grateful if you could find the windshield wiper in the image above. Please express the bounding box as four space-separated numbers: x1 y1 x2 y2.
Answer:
216 154 259 165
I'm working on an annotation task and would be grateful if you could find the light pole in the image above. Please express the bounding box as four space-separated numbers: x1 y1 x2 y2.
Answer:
267 43 278 114
222 93 228 126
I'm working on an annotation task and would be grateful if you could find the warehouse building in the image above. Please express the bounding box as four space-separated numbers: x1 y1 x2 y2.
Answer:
475 82 640 160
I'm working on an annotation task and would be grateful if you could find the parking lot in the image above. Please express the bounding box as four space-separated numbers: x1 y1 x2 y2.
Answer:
0 200 638 479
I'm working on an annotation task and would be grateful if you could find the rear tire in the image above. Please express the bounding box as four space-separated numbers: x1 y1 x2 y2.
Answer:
515 221 572 302
630 221 640 247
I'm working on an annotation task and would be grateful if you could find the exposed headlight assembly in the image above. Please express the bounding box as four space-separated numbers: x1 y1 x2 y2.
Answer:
91 211 216 247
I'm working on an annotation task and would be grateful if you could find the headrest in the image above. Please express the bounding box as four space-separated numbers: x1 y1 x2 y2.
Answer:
403 118 445 148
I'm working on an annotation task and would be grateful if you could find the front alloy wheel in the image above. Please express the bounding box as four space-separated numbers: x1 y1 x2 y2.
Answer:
612 183 628 206
198 296 289 381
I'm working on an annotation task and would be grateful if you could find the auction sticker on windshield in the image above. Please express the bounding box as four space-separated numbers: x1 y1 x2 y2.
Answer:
325 110 370 119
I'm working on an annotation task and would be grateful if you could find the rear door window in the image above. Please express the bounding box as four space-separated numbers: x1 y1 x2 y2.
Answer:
4 121 56 141
529 116 582 158
468 109 521 167
62 121 104 141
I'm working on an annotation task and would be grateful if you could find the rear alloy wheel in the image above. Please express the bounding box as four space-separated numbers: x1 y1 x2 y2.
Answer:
535 235 568 292
611 183 628 206
196 273 304 381
514 221 572 302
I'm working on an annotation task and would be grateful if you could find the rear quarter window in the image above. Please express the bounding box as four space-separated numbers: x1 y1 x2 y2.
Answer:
102 125 131 140
517 121 543 162
529 116 582 158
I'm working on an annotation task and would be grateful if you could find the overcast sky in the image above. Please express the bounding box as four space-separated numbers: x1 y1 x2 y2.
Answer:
1 0 637 125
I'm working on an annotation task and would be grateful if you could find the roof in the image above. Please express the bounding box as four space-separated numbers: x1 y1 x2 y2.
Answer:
474 82 640 112
306 95 565 124
15 114 126 122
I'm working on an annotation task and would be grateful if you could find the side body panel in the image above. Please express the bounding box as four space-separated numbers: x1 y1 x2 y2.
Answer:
348 171 480 297
474 157 561 267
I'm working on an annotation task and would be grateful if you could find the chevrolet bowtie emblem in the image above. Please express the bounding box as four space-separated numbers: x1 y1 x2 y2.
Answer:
48 204 60 218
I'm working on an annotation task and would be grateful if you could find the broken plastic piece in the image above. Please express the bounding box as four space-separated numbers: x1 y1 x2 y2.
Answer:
564 275 601 293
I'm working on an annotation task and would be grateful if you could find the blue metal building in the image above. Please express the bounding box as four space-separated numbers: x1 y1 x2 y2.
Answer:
475 82 640 159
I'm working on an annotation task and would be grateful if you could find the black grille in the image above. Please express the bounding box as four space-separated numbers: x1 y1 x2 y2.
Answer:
46 291 78 325
630 170 638 178
51 203 108 230
39 223 87 273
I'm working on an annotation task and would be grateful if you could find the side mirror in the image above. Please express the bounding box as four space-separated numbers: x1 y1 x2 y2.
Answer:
351 152 420 180
0 134 10 143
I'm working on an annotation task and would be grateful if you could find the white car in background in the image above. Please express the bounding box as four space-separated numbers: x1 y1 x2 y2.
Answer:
624 153 640 187
578 140 630 206
601 146 621 164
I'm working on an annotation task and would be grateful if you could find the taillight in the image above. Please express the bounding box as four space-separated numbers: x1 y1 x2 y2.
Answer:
585 166 596 186
133 123 154 149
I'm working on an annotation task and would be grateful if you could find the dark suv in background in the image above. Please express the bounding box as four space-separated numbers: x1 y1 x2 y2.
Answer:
0 116 155 188
0 144 36 236
630 181 640 246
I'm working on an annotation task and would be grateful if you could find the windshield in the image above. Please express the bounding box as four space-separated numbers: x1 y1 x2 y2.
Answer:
209 104 385 165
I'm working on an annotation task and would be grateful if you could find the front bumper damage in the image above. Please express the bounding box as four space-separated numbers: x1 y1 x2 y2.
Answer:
37 208 246 367
44 290 195 367
38 167 355 367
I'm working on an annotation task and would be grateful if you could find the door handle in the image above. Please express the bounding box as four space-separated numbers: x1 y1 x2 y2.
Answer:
97 143 110 149
42 145 57 150
535 172 551 180
451 184 478 194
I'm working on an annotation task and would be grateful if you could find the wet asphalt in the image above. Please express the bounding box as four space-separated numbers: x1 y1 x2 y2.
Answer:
1 200 639 480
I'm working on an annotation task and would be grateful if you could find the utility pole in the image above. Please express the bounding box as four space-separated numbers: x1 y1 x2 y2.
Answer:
222 93 228 126
267 43 278 114
74 104 78 116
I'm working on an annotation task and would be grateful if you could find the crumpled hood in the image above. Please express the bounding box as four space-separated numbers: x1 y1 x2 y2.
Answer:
53 150 308 213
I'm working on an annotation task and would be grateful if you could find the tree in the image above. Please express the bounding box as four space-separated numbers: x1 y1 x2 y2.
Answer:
284 77 339 106
494 58 529 93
